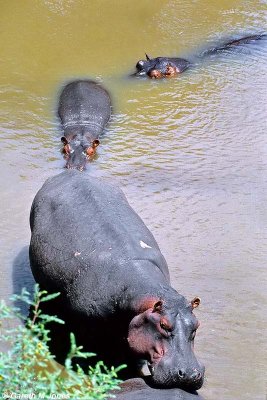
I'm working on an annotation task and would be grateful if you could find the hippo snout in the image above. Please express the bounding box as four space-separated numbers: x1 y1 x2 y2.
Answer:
64 147 88 171
147 361 205 390
177 367 204 390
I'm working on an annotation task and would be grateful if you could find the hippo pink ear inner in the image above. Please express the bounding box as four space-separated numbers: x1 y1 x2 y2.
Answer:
61 137 71 155
191 297 201 309
134 297 162 313
153 300 163 313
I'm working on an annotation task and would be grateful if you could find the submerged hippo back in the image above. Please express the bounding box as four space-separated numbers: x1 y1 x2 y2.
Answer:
58 80 111 136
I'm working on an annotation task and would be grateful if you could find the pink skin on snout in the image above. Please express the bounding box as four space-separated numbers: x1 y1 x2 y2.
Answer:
127 302 171 366
127 297 202 377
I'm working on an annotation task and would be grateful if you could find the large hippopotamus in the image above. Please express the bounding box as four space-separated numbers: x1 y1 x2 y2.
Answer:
58 80 111 171
134 33 266 79
109 378 205 399
29 171 205 391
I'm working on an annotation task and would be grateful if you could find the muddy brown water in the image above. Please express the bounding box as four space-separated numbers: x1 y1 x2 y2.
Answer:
0 1 266 399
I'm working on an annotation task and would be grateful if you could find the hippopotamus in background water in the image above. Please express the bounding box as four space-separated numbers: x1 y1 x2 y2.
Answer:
29 171 205 391
58 80 111 171
109 378 205 400
134 33 266 79
135 54 191 78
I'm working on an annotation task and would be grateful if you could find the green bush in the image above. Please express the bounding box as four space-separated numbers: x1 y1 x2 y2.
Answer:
0 285 125 399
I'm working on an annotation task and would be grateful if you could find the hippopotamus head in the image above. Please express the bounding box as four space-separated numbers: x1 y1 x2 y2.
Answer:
134 54 177 78
134 54 189 79
61 135 99 171
127 294 204 390
135 54 155 76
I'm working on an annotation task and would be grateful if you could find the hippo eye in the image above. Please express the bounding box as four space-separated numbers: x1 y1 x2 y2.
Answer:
160 322 171 332
190 330 196 341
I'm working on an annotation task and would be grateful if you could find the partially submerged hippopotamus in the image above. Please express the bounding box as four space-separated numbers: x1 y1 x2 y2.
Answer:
58 80 111 171
29 171 205 391
134 33 266 79
135 54 190 78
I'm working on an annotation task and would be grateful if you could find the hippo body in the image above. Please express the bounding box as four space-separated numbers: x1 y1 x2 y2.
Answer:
110 378 205 400
29 171 204 391
58 80 111 170
134 33 266 78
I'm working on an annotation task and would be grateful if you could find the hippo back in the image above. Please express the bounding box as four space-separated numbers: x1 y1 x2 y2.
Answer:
29 171 204 390
58 80 111 137
29 170 170 316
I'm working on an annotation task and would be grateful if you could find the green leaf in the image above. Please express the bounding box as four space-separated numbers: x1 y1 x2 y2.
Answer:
40 292 61 303
0 286 124 399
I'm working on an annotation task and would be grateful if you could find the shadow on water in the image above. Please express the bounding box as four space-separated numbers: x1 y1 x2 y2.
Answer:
12 246 35 317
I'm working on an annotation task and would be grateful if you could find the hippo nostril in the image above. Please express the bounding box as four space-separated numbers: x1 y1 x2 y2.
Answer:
178 369 202 383
191 370 202 381
178 369 186 379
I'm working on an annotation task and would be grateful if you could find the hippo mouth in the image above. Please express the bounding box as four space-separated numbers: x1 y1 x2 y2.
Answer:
133 70 148 77
139 360 153 377
138 360 204 390
148 361 157 376
138 359 161 378
64 152 92 171
66 165 85 172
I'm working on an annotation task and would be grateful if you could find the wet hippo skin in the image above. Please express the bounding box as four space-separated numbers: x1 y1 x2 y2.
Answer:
29 171 204 391
133 33 266 79
58 80 111 171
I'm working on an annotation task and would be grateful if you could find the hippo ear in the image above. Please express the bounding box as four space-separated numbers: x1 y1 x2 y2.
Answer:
191 297 201 309
145 53 151 61
92 139 100 148
61 137 68 145
153 300 163 313
135 297 162 313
